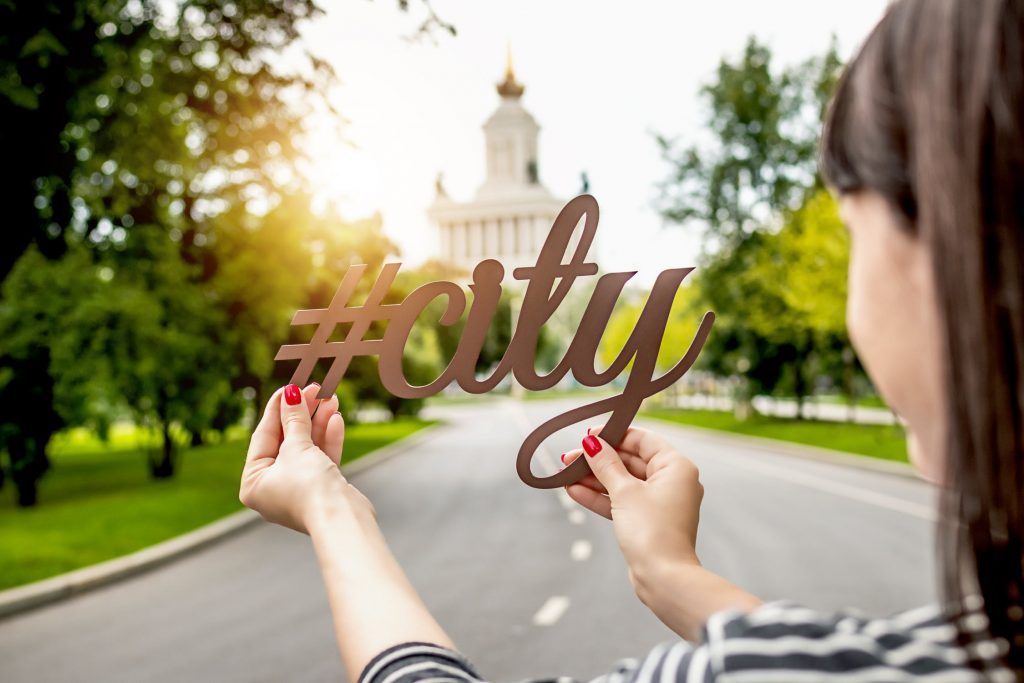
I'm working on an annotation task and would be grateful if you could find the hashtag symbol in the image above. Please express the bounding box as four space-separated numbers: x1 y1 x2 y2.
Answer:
275 263 402 400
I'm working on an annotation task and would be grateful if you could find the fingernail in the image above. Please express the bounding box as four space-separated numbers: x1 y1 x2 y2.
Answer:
334 411 342 418
284 384 302 406
582 435 601 457
309 382 320 388
560 452 567 464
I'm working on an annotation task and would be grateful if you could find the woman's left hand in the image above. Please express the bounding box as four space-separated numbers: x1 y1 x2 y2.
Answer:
241 385 456 680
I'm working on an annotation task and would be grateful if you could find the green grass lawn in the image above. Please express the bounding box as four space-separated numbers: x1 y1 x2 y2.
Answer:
0 419 433 591
642 408 908 463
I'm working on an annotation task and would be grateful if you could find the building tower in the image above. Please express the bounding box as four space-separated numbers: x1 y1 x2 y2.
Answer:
428 47 567 276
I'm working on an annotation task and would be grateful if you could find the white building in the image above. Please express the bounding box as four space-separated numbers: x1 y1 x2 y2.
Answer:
428 50 569 276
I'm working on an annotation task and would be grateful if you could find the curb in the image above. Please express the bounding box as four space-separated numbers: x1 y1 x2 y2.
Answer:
0 508 260 620
0 421 443 620
637 416 918 479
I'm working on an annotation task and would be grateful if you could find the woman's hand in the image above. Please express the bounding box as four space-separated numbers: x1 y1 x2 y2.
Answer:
240 384 456 680
564 426 702 575
240 383 373 534
563 426 760 640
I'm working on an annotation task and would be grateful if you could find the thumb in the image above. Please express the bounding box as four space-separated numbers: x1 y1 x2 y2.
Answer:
280 383 313 448
581 434 633 496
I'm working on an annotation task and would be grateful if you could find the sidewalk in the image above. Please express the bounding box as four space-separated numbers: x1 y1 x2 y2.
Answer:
668 393 901 426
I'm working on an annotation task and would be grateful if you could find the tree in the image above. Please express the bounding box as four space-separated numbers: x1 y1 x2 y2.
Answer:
0 0 444 502
657 36 841 247
599 284 704 375
655 36 846 416
732 190 851 414
770 190 865 417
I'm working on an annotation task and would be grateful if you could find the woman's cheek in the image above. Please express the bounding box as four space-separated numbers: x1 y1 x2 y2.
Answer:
845 235 909 416
845 242 873 367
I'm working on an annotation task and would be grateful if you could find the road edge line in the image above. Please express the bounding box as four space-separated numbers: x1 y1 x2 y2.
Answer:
0 421 443 620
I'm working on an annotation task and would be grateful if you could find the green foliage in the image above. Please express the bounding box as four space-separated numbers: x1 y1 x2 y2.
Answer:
599 284 704 373
0 0 448 504
656 37 841 248
655 36 864 413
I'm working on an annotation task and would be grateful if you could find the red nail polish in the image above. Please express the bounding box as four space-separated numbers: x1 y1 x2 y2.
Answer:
560 453 567 464
284 384 302 406
582 435 601 457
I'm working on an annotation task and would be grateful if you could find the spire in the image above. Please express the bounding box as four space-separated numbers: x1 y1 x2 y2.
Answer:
496 41 524 99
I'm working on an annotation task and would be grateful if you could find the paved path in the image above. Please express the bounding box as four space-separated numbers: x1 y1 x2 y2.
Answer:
0 399 937 682
670 393 901 425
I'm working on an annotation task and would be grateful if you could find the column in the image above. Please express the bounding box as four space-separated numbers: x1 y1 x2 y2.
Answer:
453 222 467 265
533 215 548 254
484 219 498 259
518 218 530 256
468 220 481 260
439 222 451 264
500 216 515 260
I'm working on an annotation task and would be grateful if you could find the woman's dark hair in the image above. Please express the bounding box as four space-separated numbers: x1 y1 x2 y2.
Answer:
821 0 1024 675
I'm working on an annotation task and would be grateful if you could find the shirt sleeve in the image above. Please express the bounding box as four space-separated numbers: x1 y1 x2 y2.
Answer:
355 639 710 683
357 642 485 683
356 602 988 683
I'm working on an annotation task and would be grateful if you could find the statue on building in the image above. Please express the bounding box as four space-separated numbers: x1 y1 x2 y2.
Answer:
580 171 590 194
527 160 539 184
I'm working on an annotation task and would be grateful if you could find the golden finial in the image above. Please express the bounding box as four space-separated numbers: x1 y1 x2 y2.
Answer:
496 41 524 98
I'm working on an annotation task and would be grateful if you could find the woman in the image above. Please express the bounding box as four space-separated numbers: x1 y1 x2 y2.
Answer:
240 0 1023 679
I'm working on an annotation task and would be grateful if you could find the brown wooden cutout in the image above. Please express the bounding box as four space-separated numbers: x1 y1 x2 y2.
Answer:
276 194 715 489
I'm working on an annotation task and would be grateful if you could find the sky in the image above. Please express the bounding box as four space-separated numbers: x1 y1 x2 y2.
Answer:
299 0 891 286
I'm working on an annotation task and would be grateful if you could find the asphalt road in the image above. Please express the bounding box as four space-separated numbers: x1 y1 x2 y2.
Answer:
0 398 938 682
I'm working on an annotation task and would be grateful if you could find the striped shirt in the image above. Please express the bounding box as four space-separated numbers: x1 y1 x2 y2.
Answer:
357 602 1013 683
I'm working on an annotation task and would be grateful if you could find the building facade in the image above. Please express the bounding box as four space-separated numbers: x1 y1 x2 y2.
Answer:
428 50 569 276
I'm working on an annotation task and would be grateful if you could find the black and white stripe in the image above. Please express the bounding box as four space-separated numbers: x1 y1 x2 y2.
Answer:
358 602 1011 683
359 642 483 683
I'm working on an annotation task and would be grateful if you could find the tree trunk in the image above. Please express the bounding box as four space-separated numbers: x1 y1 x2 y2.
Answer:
15 478 38 507
149 399 176 478
792 336 813 420
9 436 48 507
793 368 806 420
733 379 754 421
190 430 204 448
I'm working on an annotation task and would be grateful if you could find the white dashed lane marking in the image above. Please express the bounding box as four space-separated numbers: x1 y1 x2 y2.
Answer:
570 540 592 561
532 596 571 626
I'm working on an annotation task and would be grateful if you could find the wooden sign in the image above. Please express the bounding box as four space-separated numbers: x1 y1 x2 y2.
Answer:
276 195 714 489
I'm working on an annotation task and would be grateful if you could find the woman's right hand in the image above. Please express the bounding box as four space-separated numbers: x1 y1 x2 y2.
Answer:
564 426 704 581
563 426 761 640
